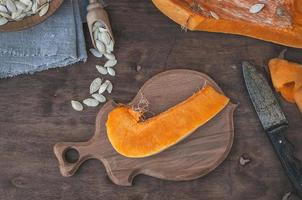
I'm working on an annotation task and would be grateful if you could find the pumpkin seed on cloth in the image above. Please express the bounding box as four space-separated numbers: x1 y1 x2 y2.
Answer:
0 0 52 25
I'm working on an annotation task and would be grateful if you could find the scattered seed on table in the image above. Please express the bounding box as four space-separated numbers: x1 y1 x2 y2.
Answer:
92 93 106 103
96 65 108 75
98 81 109 94
71 100 83 111
106 80 113 94
107 67 116 76
104 59 117 67
83 98 99 107
90 77 102 94
90 48 103 58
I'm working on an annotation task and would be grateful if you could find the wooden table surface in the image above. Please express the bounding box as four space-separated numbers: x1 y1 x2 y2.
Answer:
1 1 302 199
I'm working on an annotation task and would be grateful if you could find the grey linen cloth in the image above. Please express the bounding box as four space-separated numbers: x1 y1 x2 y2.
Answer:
0 0 87 79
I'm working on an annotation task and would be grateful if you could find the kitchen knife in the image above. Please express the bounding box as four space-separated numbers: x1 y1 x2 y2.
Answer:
242 61 302 197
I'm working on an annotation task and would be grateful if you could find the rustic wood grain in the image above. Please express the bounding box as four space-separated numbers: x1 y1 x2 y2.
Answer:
54 70 236 186
0 0 63 32
1 0 302 199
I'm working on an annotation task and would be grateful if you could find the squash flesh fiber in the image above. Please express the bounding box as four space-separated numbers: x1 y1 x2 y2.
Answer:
269 58 302 112
106 85 230 158
152 0 302 48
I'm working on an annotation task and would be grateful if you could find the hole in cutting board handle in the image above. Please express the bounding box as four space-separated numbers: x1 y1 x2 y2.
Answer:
64 148 79 164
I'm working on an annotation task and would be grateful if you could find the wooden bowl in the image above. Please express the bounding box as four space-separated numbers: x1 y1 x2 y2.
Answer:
0 0 63 32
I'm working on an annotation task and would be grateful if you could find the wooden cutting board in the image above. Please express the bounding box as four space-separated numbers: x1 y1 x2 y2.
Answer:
54 69 236 186
0 0 63 32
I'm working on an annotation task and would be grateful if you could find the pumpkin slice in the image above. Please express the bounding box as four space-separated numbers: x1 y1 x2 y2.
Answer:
152 0 302 48
295 87 302 112
280 82 296 103
106 85 230 158
269 58 302 112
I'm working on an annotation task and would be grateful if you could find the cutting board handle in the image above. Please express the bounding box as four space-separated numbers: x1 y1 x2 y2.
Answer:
53 141 95 177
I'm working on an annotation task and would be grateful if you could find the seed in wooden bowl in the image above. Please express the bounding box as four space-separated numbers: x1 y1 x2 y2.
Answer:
0 0 53 25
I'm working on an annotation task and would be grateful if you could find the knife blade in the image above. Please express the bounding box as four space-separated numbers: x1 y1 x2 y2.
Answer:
242 61 302 198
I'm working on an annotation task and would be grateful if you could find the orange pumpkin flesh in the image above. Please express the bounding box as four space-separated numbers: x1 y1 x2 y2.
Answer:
269 58 302 112
295 87 302 112
106 85 230 158
280 82 296 103
152 0 302 48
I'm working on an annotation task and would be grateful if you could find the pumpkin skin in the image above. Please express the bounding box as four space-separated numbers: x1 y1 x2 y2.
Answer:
106 85 230 158
269 58 302 112
152 0 302 48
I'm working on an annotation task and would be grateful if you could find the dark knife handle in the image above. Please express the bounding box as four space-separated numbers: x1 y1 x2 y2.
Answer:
267 126 302 197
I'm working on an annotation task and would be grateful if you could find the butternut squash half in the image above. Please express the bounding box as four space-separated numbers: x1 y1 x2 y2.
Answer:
106 85 230 158
152 0 302 48
269 58 302 112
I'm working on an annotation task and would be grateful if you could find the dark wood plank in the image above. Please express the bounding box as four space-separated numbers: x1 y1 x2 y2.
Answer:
0 0 302 199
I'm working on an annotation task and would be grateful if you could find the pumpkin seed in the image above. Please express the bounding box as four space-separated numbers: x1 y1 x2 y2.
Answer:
92 93 106 103
107 67 116 76
92 21 102 32
97 32 102 41
90 77 102 94
0 4 8 13
106 40 114 52
96 40 106 54
98 26 107 32
6 0 17 13
106 80 113 93
0 11 11 19
210 11 219 20
89 48 103 58
39 2 49 17
71 100 83 111
12 10 22 19
104 59 117 68
15 1 27 10
32 1 38 13
16 12 26 20
0 16 7 25
98 81 109 94
104 53 115 60
20 0 32 6
100 32 111 45
96 65 108 75
249 3 265 14
83 98 99 107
